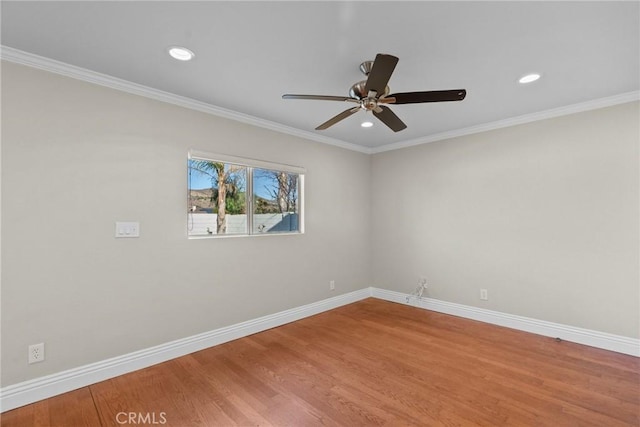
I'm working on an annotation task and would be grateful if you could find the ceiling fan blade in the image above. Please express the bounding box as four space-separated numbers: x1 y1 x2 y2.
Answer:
364 54 399 96
316 107 361 130
387 89 467 104
372 105 407 132
283 94 357 102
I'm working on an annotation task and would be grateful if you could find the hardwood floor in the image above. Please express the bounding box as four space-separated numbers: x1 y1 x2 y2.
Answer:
2 298 639 426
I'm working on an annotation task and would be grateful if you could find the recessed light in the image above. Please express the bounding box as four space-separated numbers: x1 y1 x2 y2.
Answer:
519 73 541 84
361 121 373 128
168 46 195 61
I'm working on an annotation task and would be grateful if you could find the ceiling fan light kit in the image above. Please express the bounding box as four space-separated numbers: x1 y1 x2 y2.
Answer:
283 53 467 132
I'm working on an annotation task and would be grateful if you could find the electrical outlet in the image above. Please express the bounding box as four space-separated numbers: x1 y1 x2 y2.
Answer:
480 289 488 301
28 343 45 364
329 280 335 291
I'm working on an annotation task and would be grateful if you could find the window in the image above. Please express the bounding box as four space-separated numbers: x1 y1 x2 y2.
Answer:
187 151 304 237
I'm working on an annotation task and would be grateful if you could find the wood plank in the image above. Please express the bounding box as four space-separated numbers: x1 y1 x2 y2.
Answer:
0 387 101 427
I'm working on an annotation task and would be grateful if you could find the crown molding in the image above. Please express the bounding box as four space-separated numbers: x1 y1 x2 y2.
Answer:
371 90 640 154
2 46 637 155
0 45 371 154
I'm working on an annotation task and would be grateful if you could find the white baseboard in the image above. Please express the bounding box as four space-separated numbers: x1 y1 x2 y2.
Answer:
3 286 638 412
0 288 371 412
371 287 640 357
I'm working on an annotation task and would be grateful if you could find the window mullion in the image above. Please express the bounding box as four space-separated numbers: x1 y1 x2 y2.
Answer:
247 167 254 235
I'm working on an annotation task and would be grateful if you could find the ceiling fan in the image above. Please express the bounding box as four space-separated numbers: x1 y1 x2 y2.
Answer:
282 53 466 132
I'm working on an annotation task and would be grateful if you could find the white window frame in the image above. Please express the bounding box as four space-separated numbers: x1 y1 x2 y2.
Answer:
188 149 305 238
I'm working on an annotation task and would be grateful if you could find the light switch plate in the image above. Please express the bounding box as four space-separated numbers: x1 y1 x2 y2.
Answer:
115 221 140 238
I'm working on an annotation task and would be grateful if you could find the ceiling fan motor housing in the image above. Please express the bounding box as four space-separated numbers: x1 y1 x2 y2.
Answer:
349 80 390 101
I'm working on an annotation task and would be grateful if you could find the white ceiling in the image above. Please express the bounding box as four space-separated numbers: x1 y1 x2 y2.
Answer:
2 1 638 152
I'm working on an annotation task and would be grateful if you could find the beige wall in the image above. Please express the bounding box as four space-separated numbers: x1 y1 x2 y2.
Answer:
2 60 638 388
1 62 372 386
372 102 639 338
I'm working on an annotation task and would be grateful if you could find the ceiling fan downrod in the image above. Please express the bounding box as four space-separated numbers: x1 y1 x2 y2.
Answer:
359 60 374 76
